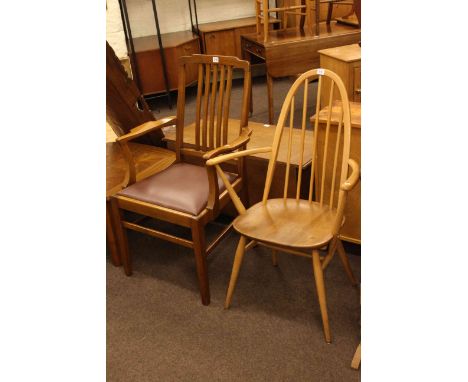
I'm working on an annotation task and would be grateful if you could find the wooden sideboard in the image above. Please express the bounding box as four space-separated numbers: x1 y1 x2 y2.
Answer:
318 43 361 106
133 31 200 95
311 101 361 244
197 16 280 59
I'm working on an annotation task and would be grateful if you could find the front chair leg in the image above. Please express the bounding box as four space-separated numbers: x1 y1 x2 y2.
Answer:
312 249 331 343
225 235 247 309
191 222 210 306
336 239 358 286
110 198 132 276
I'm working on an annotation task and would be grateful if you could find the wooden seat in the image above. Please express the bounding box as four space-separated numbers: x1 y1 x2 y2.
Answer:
110 54 253 306
206 68 360 342
234 199 337 249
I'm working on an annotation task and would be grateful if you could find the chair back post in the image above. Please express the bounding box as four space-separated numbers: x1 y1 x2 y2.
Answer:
262 68 352 226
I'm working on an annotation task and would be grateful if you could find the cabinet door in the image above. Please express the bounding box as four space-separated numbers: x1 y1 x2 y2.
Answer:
204 30 236 56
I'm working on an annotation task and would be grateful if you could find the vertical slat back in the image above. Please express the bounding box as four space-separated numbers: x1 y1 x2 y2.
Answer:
176 55 251 156
216 65 226 147
222 66 233 145
194 64 204 150
201 64 211 150
262 68 351 211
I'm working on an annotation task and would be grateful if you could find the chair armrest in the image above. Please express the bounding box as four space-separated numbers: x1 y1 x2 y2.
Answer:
202 127 253 160
206 147 272 166
340 158 360 191
116 116 176 144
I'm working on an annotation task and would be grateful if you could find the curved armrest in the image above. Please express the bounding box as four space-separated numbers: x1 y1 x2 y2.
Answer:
202 128 253 160
116 116 176 144
206 147 272 166
340 158 360 191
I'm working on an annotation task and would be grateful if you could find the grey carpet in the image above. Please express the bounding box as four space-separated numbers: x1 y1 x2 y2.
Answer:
107 74 361 381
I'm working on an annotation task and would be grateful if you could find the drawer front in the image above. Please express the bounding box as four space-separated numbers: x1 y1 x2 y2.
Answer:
242 38 265 59
352 65 361 102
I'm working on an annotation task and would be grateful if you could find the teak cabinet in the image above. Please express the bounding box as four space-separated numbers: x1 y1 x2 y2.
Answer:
318 44 361 106
198 17 279 59
133 31 200 95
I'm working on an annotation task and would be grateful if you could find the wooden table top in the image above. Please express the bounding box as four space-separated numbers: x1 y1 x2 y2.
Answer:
106 142 176 198
197 16 280 33
311 101 361 128
318 44 361 62
133 31 199 53
242 21 360 47
163 119 313 168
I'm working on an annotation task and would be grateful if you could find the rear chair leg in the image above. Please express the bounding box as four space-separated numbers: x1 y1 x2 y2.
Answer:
312 249 331 343
336 239 358 286
225 235 247 309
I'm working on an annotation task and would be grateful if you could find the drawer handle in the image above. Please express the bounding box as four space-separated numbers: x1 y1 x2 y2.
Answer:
355 88 361 94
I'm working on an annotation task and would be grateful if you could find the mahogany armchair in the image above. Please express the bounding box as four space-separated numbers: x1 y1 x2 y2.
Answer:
206 68 360 342
110 55 252 305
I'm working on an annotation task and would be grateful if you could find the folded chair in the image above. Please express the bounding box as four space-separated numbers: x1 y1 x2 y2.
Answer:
110 55 252 305
206 68 359 342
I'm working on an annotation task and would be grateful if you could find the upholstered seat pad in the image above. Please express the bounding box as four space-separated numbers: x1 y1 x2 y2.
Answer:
118 163 237 216
233 199 338 249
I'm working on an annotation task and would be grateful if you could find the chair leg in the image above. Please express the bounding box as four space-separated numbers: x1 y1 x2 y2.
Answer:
336 239 358 286
191 221 210 306
312 249 331 343
271 249 278 267
110 198 132 276
225 235 247 309
106 202 121 267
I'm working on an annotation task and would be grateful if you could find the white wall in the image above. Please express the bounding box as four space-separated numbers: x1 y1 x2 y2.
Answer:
126 0 256 37
106 0 128 58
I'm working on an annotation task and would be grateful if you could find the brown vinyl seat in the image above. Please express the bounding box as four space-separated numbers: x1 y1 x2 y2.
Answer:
233 199 338 249
119 163 237 216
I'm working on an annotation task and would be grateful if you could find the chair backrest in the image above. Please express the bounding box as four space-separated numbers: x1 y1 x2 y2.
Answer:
263 68 352 215
175 54 251 160
106 41 164 146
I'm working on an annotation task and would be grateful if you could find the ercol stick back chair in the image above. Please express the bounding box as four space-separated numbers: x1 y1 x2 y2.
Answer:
110 55 252 306
106 41 176 267
206 68 360 343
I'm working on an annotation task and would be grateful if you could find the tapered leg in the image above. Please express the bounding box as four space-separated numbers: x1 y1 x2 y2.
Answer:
225 235 247 309
271 249 278 267
312 249 331 343
336 239 358 286
106 202 121 266
191 221 210 306
110 198 132 276
351 343 361 369
266 73 274 124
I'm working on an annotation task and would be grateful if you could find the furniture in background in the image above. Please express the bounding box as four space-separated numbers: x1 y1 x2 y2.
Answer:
133 31 200 95
311 101 361 244
164 119 313 206
206 68 360 343
110 55 253 306
106 41 176 266
318 43 361 106
241 23 360 123
197 17 280 59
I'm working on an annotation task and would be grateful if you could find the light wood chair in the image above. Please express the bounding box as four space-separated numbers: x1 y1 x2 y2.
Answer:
206 68 360 342
110 55 252 306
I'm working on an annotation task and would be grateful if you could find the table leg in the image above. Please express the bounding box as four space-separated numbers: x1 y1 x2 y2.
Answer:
106 201 121 266
267 72 274 124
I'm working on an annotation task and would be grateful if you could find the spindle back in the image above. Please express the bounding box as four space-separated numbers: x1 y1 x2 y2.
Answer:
263 68 352 212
